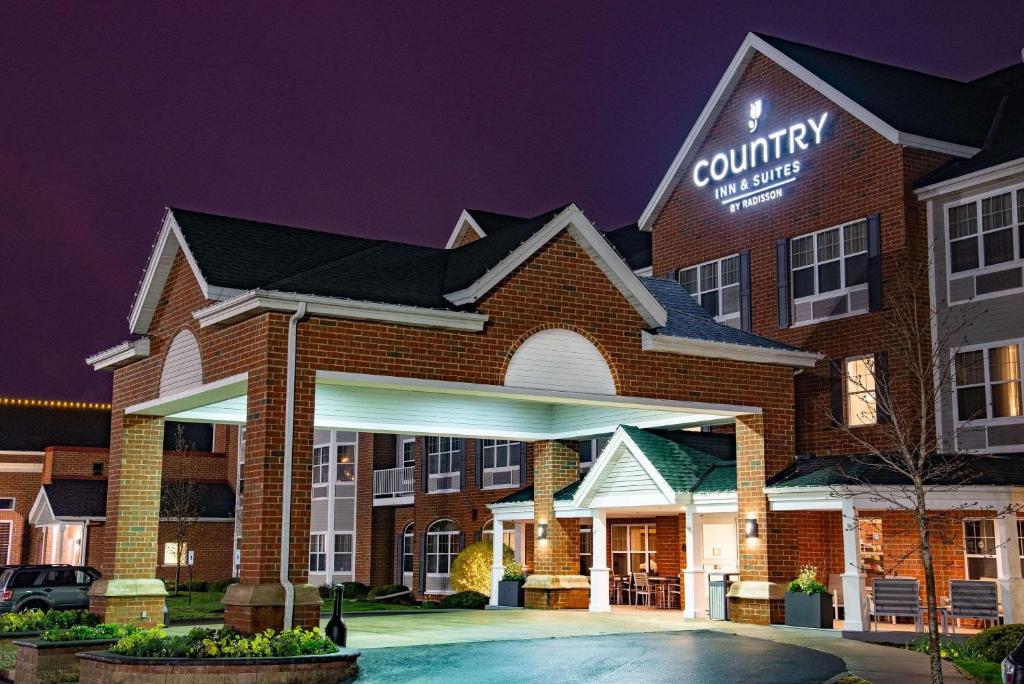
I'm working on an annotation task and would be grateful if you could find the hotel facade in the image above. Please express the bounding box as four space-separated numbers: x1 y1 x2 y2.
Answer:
79 32 1024 631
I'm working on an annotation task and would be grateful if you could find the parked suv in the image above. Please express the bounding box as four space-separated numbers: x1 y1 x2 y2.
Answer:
0 565 100 614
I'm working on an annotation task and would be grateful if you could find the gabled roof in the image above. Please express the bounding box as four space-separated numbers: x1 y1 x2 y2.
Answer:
31 480 236 522
639 32 1004 229
603 223 651 272
766 453 1024 489
0 404 111 451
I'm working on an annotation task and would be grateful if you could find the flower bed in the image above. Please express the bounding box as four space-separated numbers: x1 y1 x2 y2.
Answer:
76 627 360 684
0 610 102 681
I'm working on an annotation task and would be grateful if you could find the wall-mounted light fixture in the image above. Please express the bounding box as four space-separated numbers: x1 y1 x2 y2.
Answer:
537 523 548 541
745 517 759 540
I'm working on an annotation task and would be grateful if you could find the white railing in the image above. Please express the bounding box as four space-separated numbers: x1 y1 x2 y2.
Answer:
374 466 415 498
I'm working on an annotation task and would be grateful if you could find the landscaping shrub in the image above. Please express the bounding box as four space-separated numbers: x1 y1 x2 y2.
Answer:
366 584 413 604
907 637 983 662
110 626 337 659
184 580 209 592
965 623 1024 662
786 565 828 595
421 600 439 609
209 577 237 593
41 623 138 642
449 541 514 595
340 581 370 600
439 591 488 609
0 609 99 634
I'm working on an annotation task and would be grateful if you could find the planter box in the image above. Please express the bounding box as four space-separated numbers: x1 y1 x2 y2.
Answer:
498 580 525 608
77 647 361 684
13 638 116 684
0 632 41 681
784 591 834 629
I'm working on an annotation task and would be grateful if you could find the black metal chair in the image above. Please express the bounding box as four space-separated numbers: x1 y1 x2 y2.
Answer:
870 578 922 631
945 580 1000 633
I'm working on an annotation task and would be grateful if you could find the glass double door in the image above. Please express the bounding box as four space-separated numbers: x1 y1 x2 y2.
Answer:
611 524 657 576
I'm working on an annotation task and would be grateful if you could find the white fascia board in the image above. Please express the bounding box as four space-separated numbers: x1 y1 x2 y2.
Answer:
125 372 248 417
487 502 535 521
765 486 844 511
766 484 1021 511
915 157 1024 199
692 492 737 513
633 266 653 278
195 289 488 332
0 451 45 457
443 205 668 328
553 503 593 518
641 331 821 368
572 428 676 507
85 338 151 371
638 32 979 230
444 209 487 249
0 463 44 473
28 488 54 527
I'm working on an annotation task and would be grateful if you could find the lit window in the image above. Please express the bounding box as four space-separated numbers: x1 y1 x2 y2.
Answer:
481 519 516 551
611 524 657 576
964 520 996 579
955 344 1023 422
333 533 353 573
677 254 741 324
845 356 878 426
481 440 521 489
308 533 326 573
336 445 355 483
426 437 461 493
163 542 187 566
312 446 330 486
790 219 868 318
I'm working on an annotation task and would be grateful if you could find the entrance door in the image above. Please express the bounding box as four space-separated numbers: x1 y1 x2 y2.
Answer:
701 522 737 572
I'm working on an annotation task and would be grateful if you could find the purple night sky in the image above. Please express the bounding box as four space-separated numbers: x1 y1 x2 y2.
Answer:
2 1 1021 402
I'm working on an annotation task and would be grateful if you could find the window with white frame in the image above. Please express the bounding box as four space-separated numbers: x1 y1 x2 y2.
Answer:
163 542 186 566
336 444 355 483
426 437 460 492
611 524 657 576
400 437 415 469
677 254 741 324
481 440 520 489
312 446 330 487
947 188 1024 275
791 219 868 321
426 520 459 593
333 533 354 573
308 533 326 573
955 343 1023 422
964 519 997 579
579 525 592 576
0 499 14 511
481 519 516 552
402 523 414 576
579 436 609 471
845 356 878 426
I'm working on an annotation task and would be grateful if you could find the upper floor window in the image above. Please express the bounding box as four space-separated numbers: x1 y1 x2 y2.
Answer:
955 342 1023 422
578 436 609 471
677 254 741 324
337 444 355 483
792 219 868 304
312 446 330 486
399 437 415 469
426 437 461 493
845 356 878 426
480 440 521 489
0 499 14 511
948 189 1024 274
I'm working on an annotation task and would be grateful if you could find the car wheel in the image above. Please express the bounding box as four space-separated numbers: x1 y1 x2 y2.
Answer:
19 600 49 613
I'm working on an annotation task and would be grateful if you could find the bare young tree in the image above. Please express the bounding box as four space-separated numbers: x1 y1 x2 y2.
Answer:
161 425 203 595
824 251 1017 683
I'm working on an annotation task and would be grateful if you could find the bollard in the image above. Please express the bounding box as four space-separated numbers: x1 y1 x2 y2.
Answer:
325 584 346 647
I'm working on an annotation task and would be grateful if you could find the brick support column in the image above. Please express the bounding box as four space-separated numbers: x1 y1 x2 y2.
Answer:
730 410 796 625
88 413 167 626
223 328 320 634
524 440 588 609
355 433 397 586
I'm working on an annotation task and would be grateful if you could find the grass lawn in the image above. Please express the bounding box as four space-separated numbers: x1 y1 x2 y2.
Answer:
952 658 1001 684
166 590 425 622
0 641 14 670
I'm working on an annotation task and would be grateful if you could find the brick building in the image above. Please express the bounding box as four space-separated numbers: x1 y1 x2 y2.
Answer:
82 32 1024 633
0 398 236 582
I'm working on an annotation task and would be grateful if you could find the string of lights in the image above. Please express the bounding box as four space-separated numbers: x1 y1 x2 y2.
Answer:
0 397 110 410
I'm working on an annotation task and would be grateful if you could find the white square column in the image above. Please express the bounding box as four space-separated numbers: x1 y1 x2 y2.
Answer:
994 512 1024 623
489 518 505 607
589 509 610 612
841 498 869 631
682 508 706 619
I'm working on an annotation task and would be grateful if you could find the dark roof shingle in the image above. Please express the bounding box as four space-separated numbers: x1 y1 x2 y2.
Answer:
0 405 111 451
766 453 1024 488
42 480 235 519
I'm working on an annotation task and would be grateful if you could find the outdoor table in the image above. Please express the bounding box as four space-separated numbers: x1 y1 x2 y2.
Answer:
647 576 680 608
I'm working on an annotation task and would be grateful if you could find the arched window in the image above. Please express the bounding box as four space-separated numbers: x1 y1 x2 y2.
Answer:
401 522 414 586
481 519 516 554
426 519 460 594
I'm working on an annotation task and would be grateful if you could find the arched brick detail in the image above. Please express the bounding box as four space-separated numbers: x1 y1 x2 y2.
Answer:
159 326 206 396
498 323 622 395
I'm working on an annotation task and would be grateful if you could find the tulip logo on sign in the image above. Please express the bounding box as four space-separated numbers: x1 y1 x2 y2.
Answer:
692 99 830 212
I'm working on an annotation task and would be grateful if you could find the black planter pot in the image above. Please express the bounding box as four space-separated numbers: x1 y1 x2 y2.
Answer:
784 591 834 629
498 580 525 607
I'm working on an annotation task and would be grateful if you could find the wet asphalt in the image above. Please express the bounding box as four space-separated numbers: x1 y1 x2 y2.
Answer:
354 629 846 683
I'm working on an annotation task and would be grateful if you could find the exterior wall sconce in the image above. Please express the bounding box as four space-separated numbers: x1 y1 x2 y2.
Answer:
537 523 548 541
745 518 759 540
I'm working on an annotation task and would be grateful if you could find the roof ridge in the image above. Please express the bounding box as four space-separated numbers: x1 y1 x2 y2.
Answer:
262 240 441 291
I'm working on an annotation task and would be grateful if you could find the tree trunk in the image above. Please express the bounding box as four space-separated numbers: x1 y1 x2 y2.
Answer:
916 486 943 684
175 552 182 597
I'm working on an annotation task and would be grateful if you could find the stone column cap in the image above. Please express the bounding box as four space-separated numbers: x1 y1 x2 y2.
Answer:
88 578 167 598
523 575 590 590
223 582 321 607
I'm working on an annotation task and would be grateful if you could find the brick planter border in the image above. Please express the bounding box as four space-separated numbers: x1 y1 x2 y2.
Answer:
12 638 117 684
0 633 40 681
77 648 361 684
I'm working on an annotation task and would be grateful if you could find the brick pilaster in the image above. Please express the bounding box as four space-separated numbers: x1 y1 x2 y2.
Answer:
531 440 579 575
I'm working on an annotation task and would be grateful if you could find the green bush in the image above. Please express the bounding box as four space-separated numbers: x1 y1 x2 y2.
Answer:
439 591 488 609
41 623 138 642
907 637 983 662
209 578 237 593
110 626 338 659
184 580 209 592
341 582 370 600
0 609 99 634
502 561 526 583
366 584 413 604
787 566 828 595
965 623 1024 663
421 600 439 609
450 541 515 595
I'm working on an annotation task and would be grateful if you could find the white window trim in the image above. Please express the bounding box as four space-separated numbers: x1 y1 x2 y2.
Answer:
332 532 355 574
309 532 327 573
427 437 461 494
845 355 879 428
950 339 1024 442
611 523 658 575
426 520 459 594
0 498 16 511
0 521 11 565
163 541 187 567
398 436 416 469
402 522 415 575
677 253 741 325
312 445 331 494
789 218 870 327
943 181 1024 306
962 519 999 580
480 440 521 491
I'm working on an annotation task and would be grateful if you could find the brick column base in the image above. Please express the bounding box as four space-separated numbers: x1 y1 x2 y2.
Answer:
727 597 785 625
523 575 589 609
88 579 167 627
222 583 321 634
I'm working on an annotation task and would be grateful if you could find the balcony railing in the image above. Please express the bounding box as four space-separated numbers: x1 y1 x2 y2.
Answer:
374 466 414 501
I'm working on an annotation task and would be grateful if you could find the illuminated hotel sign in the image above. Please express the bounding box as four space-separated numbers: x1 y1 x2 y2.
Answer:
692 99 829 212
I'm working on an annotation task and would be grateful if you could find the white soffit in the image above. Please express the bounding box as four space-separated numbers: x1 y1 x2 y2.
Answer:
505 329 616 396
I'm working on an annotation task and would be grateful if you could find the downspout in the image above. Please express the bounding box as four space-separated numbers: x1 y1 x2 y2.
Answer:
280 302 307 629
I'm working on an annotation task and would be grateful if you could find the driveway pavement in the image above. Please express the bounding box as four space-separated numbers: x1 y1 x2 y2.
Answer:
355 630 847 683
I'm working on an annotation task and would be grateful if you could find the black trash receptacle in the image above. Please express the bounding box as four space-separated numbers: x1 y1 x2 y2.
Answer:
707 572 739 621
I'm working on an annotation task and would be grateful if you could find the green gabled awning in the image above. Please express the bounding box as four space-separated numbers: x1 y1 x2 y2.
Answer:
493 485 534 504
618 425 736 494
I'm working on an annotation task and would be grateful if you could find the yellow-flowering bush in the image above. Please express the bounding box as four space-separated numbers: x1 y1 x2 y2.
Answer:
450 541 515 595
